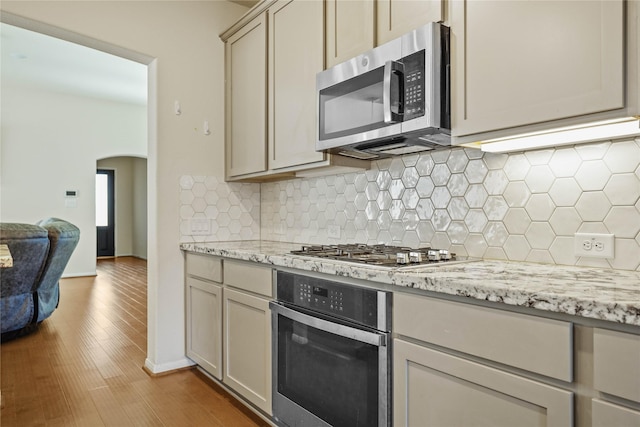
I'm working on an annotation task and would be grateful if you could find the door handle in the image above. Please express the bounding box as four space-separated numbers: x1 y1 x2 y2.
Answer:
383 60 405 124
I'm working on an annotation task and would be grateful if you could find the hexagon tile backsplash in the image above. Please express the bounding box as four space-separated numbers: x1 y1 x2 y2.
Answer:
179 175 260 242
260 138 640 271
180 138 640 271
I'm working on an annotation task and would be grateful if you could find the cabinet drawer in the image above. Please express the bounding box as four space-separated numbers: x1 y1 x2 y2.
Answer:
224 259 273 297
593 328 640 403
592 399 640 427
394 293 573 381
186 253 222 282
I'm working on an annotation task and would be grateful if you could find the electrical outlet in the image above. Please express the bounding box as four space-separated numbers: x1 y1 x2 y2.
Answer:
190 218 211 236
328 224 341 239
574 233 615 259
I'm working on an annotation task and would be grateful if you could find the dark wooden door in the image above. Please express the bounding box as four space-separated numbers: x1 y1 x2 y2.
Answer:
96 169 115 257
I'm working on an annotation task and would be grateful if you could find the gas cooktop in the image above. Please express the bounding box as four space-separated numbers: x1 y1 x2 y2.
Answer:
290 244 471 268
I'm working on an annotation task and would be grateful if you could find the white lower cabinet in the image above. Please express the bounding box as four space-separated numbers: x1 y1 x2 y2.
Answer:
393 291 573 427
394 339 573 427
185 254 223 380
223 286 272 415
593 328 640 403
592 399 640 427
186 276 223 379
591 328 640 426
183 256 640 427
185 254 273 417
222 259 273 416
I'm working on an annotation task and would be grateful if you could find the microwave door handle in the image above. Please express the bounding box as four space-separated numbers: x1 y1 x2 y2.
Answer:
383 60 405 124
271 302 386 347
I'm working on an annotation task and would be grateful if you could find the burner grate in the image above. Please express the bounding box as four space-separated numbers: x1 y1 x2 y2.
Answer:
290 244 458 267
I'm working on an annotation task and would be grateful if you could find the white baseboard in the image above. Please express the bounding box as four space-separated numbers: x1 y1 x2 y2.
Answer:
61 271 97 278
144 357 195 375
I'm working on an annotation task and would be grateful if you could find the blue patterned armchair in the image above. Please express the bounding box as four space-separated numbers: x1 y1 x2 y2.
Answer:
0 218 79 341
34 218 80 323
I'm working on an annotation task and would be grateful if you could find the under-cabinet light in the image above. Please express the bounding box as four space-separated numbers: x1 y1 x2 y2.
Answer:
479 117 640 153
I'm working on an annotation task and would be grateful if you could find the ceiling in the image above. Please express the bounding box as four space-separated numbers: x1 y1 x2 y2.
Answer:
1 23 148 106
0 1 258 107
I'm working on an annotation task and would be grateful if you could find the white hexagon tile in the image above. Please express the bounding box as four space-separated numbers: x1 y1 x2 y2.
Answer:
179 175 260 243
183 138 640 271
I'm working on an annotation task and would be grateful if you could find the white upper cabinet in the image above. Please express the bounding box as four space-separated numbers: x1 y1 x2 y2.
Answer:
325 0 443 69
268 0 325 170
222 0 369 182
225 13 267 178
325 0 375 68
450 0 627 141
377 0 444 44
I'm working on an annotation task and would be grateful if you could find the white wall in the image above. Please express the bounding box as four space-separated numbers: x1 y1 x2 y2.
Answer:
1 83 147 276
97 156 148 259
0 1 247 373
133 157 148 259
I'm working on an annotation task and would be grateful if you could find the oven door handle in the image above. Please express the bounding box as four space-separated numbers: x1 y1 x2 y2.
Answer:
270 302 387 347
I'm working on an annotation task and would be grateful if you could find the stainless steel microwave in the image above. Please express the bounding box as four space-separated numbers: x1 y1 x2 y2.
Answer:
316 22 450 160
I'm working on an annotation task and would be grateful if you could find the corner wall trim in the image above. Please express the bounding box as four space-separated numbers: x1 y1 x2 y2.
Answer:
143 357 196 376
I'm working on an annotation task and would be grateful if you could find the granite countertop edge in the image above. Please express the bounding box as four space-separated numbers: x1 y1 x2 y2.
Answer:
180 241 640 327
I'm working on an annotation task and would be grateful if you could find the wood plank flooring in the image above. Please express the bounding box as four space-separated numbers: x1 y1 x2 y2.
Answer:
1 257 267 427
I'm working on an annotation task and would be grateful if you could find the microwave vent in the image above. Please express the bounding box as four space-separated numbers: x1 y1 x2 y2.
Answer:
338 150 379 160
373 144 433 156
418 133 451 146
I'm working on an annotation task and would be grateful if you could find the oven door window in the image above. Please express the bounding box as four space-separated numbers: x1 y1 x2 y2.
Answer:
276 314 380 427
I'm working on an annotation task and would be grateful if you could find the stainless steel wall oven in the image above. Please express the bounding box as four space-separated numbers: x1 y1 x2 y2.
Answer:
270 271 392 427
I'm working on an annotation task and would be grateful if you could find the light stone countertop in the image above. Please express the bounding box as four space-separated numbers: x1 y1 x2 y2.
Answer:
180 240 640 327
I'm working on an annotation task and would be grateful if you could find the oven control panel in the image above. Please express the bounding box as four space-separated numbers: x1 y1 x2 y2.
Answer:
276 271 391 331
298 282 344 313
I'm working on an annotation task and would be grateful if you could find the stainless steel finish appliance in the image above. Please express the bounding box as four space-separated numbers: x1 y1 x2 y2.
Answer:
290 244 466 268
271 271 392 427
316 22 450 160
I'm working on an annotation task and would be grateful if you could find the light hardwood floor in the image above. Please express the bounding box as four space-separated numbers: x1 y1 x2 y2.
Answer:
1 257 267 427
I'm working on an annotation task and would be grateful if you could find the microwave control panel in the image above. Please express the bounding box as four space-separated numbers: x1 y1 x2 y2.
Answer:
403 50 425 120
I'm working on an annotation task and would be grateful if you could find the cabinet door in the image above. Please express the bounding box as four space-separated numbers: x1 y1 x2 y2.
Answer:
451 0 624 138
223 287 272 415
592 399 640 427
394 339 573 427
325 0 375 68
593 328 640 403
377 0 443 45
268 0 325 170
226 13 267 177
186 277 222 379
